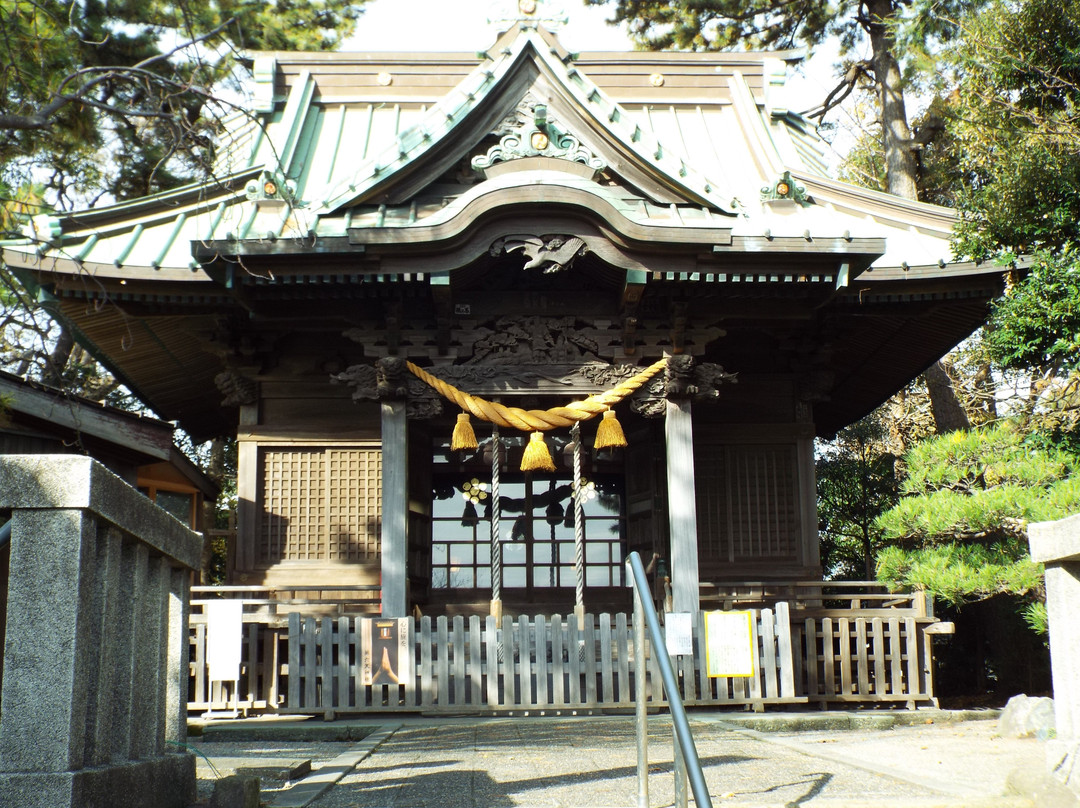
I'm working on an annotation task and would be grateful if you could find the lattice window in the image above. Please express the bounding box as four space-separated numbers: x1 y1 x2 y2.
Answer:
259 447 381 563
695 443 800 563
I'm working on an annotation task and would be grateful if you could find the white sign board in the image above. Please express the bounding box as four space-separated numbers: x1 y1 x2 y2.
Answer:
205 600 243 682
703 610 756 678
361 617 413 686
664 612 694 657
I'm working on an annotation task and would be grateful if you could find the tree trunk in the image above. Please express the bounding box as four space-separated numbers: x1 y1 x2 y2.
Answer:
864 4 970 436
43 326 74 388
925 360 971 434
865 0 919 200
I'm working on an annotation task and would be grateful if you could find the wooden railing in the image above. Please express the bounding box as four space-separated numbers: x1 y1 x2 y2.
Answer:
699 580 950 707
700 580 930 615
187 581 950 715
188 585 379 711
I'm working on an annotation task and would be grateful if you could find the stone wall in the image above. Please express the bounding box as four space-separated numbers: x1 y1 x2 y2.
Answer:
0 455 202 808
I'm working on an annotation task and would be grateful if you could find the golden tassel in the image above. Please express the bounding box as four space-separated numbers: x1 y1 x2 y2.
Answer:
451 412 478 451
520 430 556 472
594 409 627 449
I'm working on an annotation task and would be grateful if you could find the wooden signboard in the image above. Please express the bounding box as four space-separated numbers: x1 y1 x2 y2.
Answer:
704 610 756 678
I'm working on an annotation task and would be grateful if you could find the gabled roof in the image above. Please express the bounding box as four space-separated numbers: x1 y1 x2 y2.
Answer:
6 20 972 279
0 20 1011 438
0 370 218 498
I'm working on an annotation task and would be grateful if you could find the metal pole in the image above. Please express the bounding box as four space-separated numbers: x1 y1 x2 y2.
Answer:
628 551 713 808
674 731 688 808
633 560 649 808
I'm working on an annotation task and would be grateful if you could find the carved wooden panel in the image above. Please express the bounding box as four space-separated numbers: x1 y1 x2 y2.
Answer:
695 443 799 564
259 447 382 563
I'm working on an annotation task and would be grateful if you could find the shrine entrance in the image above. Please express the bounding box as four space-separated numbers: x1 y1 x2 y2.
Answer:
416 418 634 617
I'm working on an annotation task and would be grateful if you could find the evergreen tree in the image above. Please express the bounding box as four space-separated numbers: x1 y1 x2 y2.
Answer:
816 413 899 580
1 0 366 208
1 0 368 395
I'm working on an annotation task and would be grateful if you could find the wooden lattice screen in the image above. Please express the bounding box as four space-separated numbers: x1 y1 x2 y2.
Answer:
695 444 800 563
259 447 382 563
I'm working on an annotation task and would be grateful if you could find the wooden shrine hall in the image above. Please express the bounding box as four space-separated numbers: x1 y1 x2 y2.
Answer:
2 1 1005 712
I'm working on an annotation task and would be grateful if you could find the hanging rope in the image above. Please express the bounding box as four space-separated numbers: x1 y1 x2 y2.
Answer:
571 422 585 615
490 423 502 613
406 357 667 432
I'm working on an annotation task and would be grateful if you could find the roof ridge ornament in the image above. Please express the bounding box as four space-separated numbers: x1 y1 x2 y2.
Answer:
487 0 568 30
472 96 606 175
761 170 813 207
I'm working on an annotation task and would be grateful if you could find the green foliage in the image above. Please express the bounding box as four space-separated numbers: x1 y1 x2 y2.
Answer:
876 543 1042 606
985 253 1080 372
816 413 899 579
1023 601 1049 635
0 0 367 207
874 421 1077 633
584 0 972 55
945 0 1080 259
879 422 1080 540
583 0 845 51
898 423 1076 495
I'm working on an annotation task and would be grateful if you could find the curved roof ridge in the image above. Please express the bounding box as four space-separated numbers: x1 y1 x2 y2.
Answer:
309 26 738 216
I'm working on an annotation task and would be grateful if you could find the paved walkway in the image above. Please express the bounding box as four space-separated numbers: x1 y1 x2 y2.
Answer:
188 711 1048 808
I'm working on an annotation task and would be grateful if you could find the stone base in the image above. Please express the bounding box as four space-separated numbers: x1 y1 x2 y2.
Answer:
0 753 195 808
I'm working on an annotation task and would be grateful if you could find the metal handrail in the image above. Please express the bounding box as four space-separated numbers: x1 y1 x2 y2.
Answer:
627 551 713 808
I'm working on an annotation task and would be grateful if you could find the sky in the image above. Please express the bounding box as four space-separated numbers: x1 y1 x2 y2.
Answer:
347 0 635 52
345 0 843 126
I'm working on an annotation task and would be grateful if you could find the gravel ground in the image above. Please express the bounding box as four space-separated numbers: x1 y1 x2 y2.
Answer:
274 715 1043 808
187 739 357 804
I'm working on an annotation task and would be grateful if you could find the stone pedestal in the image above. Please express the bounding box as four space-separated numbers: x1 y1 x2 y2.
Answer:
0 456 202 808
1029 513 1080 798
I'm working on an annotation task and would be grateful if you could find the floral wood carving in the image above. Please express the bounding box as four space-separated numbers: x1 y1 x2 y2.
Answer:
466 316 600 364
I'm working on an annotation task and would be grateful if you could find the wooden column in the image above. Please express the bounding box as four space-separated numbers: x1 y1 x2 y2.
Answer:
380 401 408 617
235 403 259 574
665 397 700 614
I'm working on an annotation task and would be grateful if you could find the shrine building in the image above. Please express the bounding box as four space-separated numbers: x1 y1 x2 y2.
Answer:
3 7 1007 627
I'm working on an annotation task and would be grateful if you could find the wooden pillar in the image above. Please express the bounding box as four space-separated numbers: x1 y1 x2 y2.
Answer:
235 403 259 574
665 397 700 614
380 401 408 617
795 433 820 571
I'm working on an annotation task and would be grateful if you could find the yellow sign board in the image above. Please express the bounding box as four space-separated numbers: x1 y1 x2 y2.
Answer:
703 610 756 678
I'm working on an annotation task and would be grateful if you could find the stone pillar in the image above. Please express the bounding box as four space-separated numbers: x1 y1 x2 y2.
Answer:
665 395 700 615
380 400 408 617
0 455 202 808
1029 513 1080 798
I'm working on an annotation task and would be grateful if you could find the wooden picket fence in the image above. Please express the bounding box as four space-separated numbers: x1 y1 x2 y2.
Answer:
794 616 949 709
279 606 802 717
188 582 949 715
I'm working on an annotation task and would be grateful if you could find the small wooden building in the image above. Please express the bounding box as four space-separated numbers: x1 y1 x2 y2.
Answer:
3 10 1006 628
0 370 219 694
